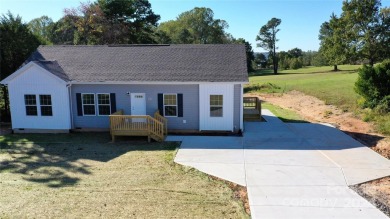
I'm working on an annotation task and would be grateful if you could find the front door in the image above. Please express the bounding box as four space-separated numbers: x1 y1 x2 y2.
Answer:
130 93 146 122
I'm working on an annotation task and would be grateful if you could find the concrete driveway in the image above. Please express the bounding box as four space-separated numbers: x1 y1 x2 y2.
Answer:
169 109 390 219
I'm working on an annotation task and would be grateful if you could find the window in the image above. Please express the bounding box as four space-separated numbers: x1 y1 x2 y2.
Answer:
163 94 177 117
210 95 223 117
82 94 96 115
97 94 111 115
39 95 52 116
24 94 37 116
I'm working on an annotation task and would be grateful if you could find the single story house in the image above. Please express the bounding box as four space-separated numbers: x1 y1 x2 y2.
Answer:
0 44 249 134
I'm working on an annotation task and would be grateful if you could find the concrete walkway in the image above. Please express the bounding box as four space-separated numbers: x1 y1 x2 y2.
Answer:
169 109 390 218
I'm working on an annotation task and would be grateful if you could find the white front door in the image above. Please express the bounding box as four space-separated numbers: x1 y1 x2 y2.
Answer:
130 93 146 122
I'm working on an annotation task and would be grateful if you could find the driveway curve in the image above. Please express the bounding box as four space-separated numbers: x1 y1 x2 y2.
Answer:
170 109 390 218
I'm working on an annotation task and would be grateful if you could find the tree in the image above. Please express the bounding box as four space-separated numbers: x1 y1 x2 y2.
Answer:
63 0 160 45
341 0 389 65
318 14 347 71
256 18 281 74
355 60 390 110
254 53 267 68
157 7 231 44
321 0 390 67
50 15 79 45
97 0 160 44
277 51 291 70
232 38 255 72
287 47 303 58
28 16 54 44
0 12 41 120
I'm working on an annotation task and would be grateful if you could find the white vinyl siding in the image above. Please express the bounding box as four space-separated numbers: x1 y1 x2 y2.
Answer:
7 62 71 130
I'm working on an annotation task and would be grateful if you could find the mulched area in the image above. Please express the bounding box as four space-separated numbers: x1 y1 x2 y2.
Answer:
351 176 390 217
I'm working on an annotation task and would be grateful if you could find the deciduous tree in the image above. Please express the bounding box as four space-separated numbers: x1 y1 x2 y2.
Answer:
318 14 347 71
157 7 231 44
341 0 389 65
28 15 54 44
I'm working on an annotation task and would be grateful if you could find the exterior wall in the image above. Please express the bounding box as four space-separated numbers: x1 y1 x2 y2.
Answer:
71 84 199 130
199 84 234 131
233 84 241 131
7 64 71 130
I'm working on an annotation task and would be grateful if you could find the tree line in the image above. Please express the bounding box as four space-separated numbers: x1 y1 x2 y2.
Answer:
1 0 389 120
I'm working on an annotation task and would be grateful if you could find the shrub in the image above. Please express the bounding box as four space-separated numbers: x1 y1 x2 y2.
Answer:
289 58 303 69
355 59 390 109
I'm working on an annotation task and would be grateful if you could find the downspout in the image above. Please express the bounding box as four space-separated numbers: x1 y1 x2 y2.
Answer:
67 83 74 129
240 84 244 132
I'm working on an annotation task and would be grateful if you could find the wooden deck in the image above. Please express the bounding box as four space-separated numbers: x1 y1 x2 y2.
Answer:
243 97 262 121
109 110 167 142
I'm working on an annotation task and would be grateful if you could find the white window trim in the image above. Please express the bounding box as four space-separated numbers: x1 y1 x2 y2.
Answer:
210 94 223 117
39 94 53 116
24 94 38 116
96 93 111 116
81 93 96 116
163 93 178 117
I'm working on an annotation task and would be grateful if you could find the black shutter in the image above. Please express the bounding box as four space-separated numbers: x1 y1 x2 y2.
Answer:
178 93 183 117
158 93 163 115
110 93 116 114
76 93 83 116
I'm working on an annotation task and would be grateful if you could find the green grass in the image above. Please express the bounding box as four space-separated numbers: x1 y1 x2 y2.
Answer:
262 102 307 123
248 65 361 109
247 65 390 134
0 133 249 218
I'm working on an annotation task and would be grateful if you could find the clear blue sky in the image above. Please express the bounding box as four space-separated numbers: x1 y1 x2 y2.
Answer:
1 0 389 52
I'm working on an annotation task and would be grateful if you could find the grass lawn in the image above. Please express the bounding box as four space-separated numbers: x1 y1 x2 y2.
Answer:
262 102 307 123
247 65 390 135
248 65 361 109
0 133 248 218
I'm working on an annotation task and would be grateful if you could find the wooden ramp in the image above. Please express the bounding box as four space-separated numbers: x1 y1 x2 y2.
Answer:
109 110 167 142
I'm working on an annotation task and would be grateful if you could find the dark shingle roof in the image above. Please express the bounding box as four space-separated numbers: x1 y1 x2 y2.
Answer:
27 44 248 83
32 60 70 82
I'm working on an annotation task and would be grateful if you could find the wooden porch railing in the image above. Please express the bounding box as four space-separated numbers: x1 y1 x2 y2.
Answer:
154 110 168 135
109 109 167 142
243 97 262 120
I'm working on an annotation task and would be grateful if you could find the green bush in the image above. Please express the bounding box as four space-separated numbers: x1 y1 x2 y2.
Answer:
289 58 303 69
355 59 390 109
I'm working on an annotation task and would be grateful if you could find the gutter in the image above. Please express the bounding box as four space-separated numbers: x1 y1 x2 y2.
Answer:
67 83 74 129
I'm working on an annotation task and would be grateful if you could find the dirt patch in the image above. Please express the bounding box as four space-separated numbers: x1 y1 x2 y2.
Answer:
210 175 250 215
248 91 390 158
351 176 390 217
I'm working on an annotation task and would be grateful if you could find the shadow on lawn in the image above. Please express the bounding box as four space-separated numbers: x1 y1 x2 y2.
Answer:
0 133 176 187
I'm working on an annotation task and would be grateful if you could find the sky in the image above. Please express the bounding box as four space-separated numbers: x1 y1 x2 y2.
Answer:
1 0 390 53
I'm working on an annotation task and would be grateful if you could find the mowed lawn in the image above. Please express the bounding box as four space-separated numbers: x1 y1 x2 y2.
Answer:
248 65 390 134
0 133 248 218
249 65 361 109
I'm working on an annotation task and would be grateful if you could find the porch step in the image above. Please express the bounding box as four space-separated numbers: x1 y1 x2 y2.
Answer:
150 133 165 142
